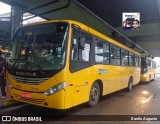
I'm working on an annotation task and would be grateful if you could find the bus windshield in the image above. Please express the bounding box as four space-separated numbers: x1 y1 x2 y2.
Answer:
9 22 68 71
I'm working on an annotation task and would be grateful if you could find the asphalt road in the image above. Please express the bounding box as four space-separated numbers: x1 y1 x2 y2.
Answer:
1 74 160 124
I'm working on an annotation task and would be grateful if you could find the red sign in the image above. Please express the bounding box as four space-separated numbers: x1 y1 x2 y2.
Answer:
21 92 32 98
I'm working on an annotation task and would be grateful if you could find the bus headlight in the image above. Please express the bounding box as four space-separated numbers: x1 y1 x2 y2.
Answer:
44 82 67 96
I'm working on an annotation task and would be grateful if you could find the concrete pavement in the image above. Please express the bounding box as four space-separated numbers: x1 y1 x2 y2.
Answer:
0 94 22 109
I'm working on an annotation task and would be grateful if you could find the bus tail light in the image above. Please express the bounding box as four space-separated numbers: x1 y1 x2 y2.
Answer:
44 82 67 96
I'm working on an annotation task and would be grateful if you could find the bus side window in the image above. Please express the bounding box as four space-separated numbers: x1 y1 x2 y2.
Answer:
135 55 139 67
121 49 129 66
111 45 121 65
139 57 141 67
103 43 110 64
95 40 104 63
71 28 79 61
81 42 90 61
71 38 78 60
129 52 135 66
95 39 109 64
147 60 151 69
71 29 91 62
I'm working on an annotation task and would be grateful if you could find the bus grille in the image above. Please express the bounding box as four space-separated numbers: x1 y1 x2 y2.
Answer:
14 94 45 105
11 75 48 85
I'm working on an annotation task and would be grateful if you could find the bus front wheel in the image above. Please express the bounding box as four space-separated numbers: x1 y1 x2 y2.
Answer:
128 77 133 92
88 82 100 107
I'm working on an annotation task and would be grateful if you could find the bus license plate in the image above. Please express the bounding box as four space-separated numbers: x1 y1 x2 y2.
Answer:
21 92 32 98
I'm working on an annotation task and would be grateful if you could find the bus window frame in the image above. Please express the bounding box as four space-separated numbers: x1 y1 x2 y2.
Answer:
121 48 129 66
94 37 110 65
110 45 121 66
69 27 94 73
70 25 140 70
135 55 139 67
129 52 135 67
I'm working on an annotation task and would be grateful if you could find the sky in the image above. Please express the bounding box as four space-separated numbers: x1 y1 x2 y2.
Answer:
0 2 11 15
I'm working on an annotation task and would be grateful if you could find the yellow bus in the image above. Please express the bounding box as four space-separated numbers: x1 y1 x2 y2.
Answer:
141 57 156 83
6 20 140 109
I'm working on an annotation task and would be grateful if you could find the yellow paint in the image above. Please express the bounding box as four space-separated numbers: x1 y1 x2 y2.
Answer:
140 57 156 82
6 20 140 109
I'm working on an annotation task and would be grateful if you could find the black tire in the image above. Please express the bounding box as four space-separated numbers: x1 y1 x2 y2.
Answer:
128 77 133 92
88 82 100 107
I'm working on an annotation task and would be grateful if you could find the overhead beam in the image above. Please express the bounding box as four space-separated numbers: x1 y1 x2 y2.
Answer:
23 0 70 21
29 0 59 11
115 23 160 37
0 0 153 57
12 0 60 20
0 0 48 20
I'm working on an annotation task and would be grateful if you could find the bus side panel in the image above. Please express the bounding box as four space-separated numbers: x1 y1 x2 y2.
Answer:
140 68 156 82
115 66 126 91
150 68 156 80
67 67 91 107
131 67 140 85
141 73 149 82
90 65 140 96
123 67 130 88
91 64 115 95
91 65 131 96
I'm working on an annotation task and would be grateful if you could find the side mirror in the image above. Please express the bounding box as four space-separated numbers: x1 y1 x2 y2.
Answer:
79 37 85 49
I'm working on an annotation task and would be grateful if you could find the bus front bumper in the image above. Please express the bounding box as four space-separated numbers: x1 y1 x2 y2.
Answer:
140 74 149 82
7 87 66 109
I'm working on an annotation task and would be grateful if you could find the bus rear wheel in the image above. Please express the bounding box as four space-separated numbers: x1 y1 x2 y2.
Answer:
128 77 133 92
88 82 100 107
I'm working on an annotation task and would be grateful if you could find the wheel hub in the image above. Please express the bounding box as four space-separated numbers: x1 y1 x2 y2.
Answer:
91 87 98 101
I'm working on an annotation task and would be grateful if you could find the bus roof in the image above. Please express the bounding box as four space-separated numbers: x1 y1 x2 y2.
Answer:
20 20 140 55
